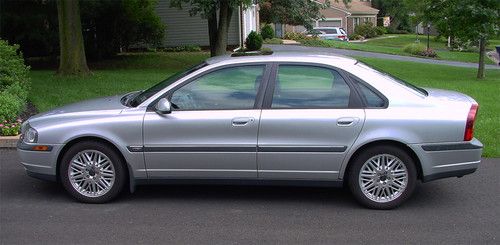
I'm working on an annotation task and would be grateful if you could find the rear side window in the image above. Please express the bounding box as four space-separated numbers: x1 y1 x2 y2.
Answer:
321 29 338 34
271 65 351 109
351 76 386 108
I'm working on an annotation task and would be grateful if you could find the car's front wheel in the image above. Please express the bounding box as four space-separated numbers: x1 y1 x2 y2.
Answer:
348 145 417 209
60 141 126 203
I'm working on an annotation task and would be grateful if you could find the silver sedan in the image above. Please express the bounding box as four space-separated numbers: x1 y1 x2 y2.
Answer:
17 53 482 209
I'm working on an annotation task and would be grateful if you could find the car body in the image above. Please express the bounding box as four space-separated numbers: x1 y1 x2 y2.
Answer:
17 52 482 209
304 27 349 41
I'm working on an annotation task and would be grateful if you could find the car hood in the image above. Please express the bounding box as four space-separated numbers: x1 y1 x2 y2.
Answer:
30 94 127 120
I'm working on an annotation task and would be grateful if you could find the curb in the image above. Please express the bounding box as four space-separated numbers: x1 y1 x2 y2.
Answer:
0 135 19 148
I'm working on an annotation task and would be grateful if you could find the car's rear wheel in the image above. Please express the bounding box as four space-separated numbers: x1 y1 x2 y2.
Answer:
60 141 126 203
348 145 417 209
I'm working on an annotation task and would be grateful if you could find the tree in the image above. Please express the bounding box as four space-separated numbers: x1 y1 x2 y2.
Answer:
56 0 90 75
412 0 499 79
259 0 333 30
80 0 166 60
372 0 412 32
171 0 253 57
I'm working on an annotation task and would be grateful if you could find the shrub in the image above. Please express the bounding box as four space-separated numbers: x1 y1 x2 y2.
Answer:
245 31 263 51
403 43 438 57
403 43 427 55
0 39 30 123
284 32 306 41
354 22 378 39
261 24 274 40
348 34 364 41
375 26 387 36
263 38 283 44
163 45 202 52
420 48 437 58
0 118 22 136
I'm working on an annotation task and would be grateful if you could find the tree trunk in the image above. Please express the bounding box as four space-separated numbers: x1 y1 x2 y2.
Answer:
214 1 233 56
207 9 218 57
477 37 486 79
56 0 90 75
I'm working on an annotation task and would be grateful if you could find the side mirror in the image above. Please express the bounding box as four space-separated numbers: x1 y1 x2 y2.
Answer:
155 98 172 114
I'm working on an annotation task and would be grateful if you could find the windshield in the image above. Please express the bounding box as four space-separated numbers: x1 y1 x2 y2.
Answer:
129 62 207 107
356 62 428 96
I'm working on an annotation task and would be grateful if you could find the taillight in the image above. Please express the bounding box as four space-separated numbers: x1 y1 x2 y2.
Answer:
338 35 346 39
464 103 479 141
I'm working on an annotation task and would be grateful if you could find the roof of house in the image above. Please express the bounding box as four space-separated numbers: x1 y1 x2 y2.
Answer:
318 0 380 15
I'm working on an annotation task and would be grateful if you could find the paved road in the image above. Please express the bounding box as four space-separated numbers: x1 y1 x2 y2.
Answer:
265 44 500 70
1 149 499 244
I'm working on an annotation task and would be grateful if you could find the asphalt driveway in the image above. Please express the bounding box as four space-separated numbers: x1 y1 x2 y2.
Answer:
1 149 499 244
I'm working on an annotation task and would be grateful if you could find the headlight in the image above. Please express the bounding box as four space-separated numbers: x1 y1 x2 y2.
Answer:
24 126 38 143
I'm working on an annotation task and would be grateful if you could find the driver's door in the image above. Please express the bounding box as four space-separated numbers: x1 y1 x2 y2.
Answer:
143 64 269 179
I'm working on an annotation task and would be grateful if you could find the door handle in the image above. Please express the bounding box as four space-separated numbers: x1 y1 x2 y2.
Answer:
337 117 358 127
232 117 254 126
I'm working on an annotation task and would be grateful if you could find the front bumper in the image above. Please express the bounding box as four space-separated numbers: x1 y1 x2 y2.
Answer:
17 140 63 182
409 138 483 182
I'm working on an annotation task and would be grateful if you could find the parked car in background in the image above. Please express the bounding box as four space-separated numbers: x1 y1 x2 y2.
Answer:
17 52 482 209
304 27 349 41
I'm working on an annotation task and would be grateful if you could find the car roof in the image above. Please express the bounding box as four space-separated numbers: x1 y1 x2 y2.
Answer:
206 52 357 66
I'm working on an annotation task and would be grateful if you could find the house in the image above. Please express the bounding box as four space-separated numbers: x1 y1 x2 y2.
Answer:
155 1 259 47
283 0 379 35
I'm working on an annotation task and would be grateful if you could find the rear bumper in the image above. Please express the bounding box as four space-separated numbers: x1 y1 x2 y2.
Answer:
409 138 483 182
17 140 62 182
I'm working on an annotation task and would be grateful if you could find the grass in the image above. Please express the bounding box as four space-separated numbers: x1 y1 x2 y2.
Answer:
29 52 499 156
30 52 209 111
300 34 497 64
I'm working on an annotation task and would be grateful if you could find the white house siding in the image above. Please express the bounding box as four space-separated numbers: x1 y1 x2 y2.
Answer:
242 4 258 39
156 0 240 47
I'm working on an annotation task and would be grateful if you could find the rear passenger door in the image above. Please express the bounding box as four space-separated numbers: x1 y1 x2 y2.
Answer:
257 64 365 180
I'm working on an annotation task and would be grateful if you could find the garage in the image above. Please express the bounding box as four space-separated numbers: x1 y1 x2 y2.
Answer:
318 20 342 27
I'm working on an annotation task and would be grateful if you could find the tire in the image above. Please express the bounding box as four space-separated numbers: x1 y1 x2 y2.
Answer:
60 141 126 203
348 145 417 209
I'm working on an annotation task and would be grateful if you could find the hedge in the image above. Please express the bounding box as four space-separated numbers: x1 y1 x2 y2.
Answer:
0 39 30 122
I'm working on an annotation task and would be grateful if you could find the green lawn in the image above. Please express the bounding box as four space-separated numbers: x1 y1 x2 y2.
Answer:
29 52 499 156
301 34 497 64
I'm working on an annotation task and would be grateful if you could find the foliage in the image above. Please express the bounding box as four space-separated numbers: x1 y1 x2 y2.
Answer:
403 43 437 57
163 45 202 52
375 26 387 36
81 0 166 59
348 34 363 41
0 40 31 122
261 24 275 40
284 32 307 41
0 0 166 60
354 22 380 39
410 0 500 78
263 38 283 44
259 0 333 30
0 119 22 136
372 0 412 32
245 31 263 51
0 0 59 57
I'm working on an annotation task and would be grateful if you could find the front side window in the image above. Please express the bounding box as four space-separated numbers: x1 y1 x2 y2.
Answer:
170 65 265 110
271 65 351 109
